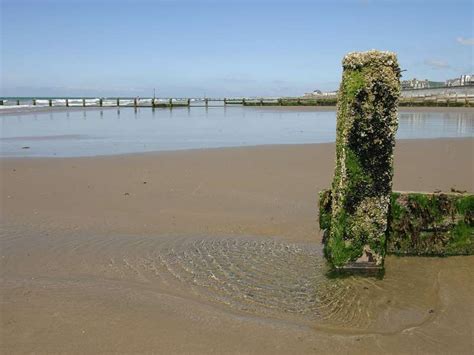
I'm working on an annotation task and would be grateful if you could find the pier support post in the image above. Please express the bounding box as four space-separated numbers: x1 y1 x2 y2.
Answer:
82 99 86 107
33 99 36 106
116 98 120 107
99 98 103 107
322 51 401 269
49 99 53 107
134 98 137 107
66 99 69 107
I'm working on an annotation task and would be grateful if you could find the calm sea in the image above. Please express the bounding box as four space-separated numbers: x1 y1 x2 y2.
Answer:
1 107 473 157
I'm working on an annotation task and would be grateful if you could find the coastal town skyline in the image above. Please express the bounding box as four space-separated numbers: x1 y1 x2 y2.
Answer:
2 0 473 97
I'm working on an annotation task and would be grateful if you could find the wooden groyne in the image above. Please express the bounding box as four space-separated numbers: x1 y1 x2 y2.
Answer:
398 95 474 107
0 97 338 108
1 93 473 108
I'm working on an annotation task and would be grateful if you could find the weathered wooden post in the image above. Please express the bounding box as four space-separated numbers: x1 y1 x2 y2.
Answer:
99 98 103 107
32 99 36 106
66 99 69 107
116 98 120 107
323 50 401 269
187 98 191 106
82 98 86 107
48 99 53 107
134 98 138 107
169 98 173 108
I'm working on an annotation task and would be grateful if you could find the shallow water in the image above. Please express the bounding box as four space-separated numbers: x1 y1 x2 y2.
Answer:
148 236 440 333
1 225 446 334
1 107 473 157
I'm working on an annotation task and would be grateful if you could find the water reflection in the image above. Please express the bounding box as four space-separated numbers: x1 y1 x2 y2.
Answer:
398 111 474 138
0 107 472 157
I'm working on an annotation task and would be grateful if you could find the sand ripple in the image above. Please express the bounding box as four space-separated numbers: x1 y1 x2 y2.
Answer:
1 230 439 333
133 236 437 332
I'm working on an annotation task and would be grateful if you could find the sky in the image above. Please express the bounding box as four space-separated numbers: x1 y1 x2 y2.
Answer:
1 0 473 97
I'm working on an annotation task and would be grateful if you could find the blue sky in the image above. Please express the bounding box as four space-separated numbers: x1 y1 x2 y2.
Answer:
1 0 473 97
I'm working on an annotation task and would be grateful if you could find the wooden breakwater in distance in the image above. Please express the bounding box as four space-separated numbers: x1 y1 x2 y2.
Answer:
398 94 474 107
0 94 473 108
0 98 194 108
0 97 338 107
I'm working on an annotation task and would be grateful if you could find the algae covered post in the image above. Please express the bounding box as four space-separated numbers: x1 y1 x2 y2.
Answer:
324 50 401 269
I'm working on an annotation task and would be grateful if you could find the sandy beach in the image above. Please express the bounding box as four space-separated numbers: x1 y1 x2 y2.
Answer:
1 138 473 353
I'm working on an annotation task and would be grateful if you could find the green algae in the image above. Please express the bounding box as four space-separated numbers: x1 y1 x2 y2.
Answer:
319 190 474 257
324 51 401 268
388 193 474 256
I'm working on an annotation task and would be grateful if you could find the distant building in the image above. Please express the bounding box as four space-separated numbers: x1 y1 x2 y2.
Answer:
303 89 337 97
402 78 428 89
446 74 473 86
446 78 460 86
303 89 322 96
401 78 444 90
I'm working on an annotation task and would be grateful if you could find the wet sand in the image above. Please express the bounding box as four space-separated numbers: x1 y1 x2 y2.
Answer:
1 138 473 353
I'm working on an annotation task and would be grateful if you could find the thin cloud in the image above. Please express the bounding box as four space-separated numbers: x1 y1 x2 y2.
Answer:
424 59 450 69
216 76 257 84
456 37 474 45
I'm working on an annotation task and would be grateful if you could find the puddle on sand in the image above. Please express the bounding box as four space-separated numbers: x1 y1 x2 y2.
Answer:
1 231 440 334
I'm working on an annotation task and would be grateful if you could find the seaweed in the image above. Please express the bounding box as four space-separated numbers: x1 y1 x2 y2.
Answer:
323 51 401 268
